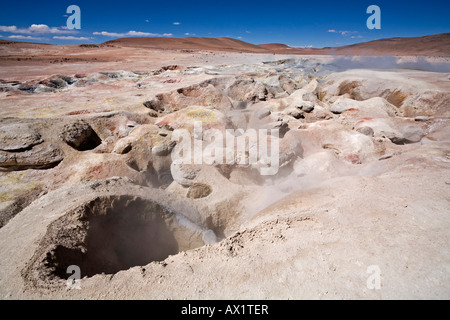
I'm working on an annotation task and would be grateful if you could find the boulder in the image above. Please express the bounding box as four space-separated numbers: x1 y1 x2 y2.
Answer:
267 121 290 137
286 108 305 119
0 124 43 151
170 162 201 186
151 140 176 156
256 109 271 120
330 104 351 114
394 126 425 144
298 101 315 113
60 121 102 151
356 126 374 137
0 143 63 170
112 140 132 154
279 75 296 94
143 97 165 112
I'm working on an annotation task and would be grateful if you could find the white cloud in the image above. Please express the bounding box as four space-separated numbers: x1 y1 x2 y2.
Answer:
0 26 18 32
173 22 181 25
53 36 91 41
185 33 196 36
93 31 172 37
8 35 43 40
0 24 75 34
93 31 123 37
128 31 157 36
145 20 150 23
237 36 243 39
0 35 3 37
245 30 251 34
351 35 364 39
328 29 358 36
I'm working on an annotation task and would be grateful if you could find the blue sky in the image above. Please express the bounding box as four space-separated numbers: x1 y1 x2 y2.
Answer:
0 0 449 47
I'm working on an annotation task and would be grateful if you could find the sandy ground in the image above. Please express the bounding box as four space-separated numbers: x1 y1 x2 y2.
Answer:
0 43 449 299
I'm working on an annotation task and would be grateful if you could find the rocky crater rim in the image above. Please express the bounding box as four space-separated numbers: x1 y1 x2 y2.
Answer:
21 192 219 288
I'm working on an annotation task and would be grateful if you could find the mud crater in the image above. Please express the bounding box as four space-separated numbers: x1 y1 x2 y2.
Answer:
22 195 206 286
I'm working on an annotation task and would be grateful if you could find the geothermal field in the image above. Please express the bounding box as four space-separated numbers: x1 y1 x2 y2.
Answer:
0 35 449 299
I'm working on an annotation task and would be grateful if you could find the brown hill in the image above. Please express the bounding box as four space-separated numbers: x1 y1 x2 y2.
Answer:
258 43 291 51
1 33 449 56
0 39 50 46
257 33 450 56
103 33 450 56
331 33 450 56
102 37 268 53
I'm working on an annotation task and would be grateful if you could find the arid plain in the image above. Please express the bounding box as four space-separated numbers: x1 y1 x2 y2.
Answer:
0 35 449 299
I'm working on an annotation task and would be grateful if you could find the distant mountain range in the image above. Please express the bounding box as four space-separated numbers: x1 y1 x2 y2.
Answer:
1 33 449 56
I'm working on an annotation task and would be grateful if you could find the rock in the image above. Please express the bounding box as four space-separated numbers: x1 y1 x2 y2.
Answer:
60 121 102 151
39 77 67 89
269 121 290 137
298 101 315 113
73 79 90 88
0 124 43 151
112 140 132 154
151 141 176 156
34 85 56 93
256 109 271 120
415 116 430 122
356 126 374 137
230 99 248 110
314 111 332 120
303 78 318 93
0 143 63 170
277 131 303 168
286 108 305 119
264 84 285 99
279 75 296 94
148 110 159 118
402 126 426 144
382 125 425 145
330 104 350 114
170 162 201 186
143 97 164 112
187 183 212 199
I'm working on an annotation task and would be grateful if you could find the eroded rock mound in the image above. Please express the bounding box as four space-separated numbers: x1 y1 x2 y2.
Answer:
60 121 102 151
0 124 43 151
0 143 63 171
